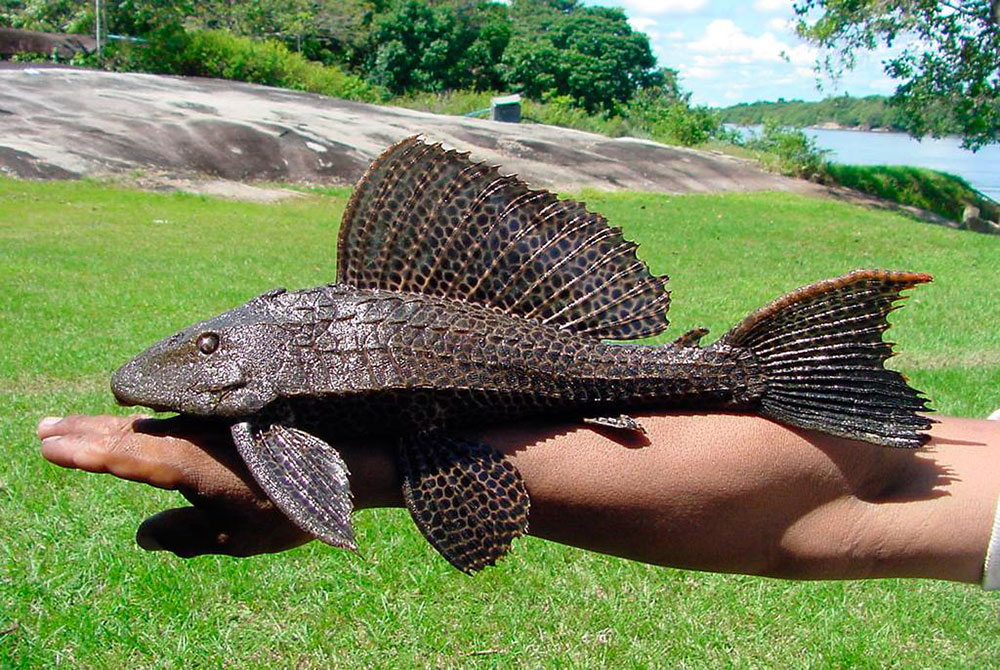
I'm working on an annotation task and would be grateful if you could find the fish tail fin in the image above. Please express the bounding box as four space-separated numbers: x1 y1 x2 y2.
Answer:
719 270 933 448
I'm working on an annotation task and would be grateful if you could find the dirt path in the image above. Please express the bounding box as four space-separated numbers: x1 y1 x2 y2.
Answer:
0 65 832 199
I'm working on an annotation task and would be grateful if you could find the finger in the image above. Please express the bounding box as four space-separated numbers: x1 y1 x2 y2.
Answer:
37 414 147 441
37 416 64 440
133 415 234 452
137 507 235 558
40 432 186 489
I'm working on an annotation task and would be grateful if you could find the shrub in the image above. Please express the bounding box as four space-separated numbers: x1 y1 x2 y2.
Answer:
632 101 720 147
389 88 718 147
104 29 381 103
525 94 630 136
390 90 496 116
745 120 830 179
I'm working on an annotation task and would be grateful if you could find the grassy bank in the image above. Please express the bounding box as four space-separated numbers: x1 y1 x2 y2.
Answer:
826 163 999 223
2 179 999 667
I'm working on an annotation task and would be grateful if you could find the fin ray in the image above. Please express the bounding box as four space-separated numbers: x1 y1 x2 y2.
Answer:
720 270 933 448
337 138 670 340
232 422 356 549
399 433 529 574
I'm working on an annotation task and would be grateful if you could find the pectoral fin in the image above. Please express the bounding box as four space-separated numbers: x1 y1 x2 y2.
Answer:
231 422 356 550
399 433 530 574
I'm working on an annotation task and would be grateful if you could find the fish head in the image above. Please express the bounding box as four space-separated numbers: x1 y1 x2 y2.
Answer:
112 288 291 418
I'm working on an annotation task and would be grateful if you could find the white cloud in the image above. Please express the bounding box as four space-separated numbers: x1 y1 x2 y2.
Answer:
616 0 708 15
767 17 793 32
666 30 685 40
677 64 720 80
628 16 658 32
753 0 793 11
687 19 816 66
867 76 896 93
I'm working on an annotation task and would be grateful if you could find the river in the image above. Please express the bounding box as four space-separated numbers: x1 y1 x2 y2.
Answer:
734 125 1000 201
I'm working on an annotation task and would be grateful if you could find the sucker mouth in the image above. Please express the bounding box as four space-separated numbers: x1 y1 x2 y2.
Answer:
113 393 173 413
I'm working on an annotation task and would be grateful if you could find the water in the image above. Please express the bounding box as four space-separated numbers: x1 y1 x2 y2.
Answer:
733 125 1000 201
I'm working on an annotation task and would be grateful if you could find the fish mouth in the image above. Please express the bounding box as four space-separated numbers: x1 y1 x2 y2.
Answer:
113 393 174 413
111 382 176 413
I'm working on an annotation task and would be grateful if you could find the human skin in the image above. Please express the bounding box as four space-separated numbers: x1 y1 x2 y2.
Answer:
37 413 1000 584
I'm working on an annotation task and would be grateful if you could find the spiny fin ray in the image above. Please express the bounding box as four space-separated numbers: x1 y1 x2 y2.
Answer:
721 270 933 448
232 422 356 549
337 137 670 340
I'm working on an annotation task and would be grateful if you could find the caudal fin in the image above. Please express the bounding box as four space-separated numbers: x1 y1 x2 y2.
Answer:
719 270 933 448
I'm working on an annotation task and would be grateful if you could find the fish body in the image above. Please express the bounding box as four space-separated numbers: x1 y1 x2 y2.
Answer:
112 137 932 573
114 283 753 434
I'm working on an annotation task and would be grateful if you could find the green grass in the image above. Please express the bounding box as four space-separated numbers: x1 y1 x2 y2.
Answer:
3 178 1000 668
825 163 1000 224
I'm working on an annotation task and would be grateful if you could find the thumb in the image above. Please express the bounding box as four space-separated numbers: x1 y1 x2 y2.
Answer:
137 507 237 558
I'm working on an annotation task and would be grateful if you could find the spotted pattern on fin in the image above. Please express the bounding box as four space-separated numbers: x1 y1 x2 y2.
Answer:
400 433 529 574
337 136 671 341
720 270 933 448
584 414 647 434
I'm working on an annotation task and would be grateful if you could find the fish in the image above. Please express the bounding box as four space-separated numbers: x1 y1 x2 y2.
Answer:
111 136 933 574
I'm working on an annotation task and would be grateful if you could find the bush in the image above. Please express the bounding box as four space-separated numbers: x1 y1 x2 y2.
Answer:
9 52 53 64
389 88 721 147
744 120 830 179
630 98 720 147
525 94 629 137
104 29 381 103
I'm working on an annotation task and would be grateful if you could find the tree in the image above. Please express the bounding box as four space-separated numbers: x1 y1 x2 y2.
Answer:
0 0 193 35
794 0 1000 149
502 2 662 114
362 0 509 94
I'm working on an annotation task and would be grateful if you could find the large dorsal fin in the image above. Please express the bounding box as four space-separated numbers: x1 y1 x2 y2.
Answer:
337 136 671 340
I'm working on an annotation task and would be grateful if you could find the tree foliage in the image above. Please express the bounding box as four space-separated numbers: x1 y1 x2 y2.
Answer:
502 0 663 113
794 0 1000 149
0 0 193 35
364 0 508 93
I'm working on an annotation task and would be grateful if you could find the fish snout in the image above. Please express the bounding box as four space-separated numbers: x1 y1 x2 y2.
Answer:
111 359 147 408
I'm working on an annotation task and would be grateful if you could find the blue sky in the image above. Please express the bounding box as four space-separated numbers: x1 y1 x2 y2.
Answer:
586 0 898 107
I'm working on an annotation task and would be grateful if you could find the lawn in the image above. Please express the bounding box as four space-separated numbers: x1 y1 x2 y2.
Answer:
2 177 999 668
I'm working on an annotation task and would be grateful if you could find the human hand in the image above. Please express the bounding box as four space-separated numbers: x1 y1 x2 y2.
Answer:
38 414 313 557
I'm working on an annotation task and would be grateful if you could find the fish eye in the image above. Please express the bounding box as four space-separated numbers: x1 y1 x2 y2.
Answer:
196 332 220 355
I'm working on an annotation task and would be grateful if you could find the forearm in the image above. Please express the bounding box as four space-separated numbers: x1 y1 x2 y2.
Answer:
351 414 1000 584
498 415 998 583
40 412 1000 582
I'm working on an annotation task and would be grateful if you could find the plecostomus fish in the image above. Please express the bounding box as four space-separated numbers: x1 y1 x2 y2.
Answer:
112 136 932 573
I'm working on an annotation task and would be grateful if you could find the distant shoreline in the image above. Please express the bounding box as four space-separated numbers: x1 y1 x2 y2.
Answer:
727 121 964 140
729 121 899 135
807 122 895 134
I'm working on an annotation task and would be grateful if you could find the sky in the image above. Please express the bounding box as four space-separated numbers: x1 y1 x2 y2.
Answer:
586 0 898 107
